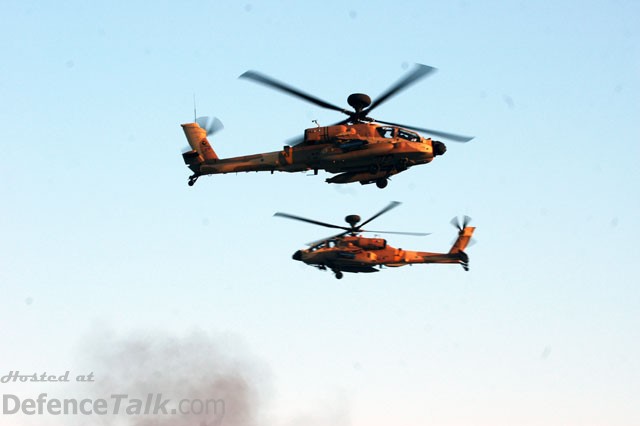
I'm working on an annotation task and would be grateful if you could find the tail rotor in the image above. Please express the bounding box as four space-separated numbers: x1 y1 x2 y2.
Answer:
449 216 475 271
450 215 472 232
181 115 224 186
195 116 224 137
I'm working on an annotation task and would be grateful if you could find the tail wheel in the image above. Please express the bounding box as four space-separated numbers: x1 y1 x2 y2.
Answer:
335 271 344 279
188 174 200 186
375 178 388 189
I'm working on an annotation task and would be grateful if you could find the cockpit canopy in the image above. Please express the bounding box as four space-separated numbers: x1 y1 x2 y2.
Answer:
303 123 423 146
310 237 386 251
397 129 420 142
377 126 420 142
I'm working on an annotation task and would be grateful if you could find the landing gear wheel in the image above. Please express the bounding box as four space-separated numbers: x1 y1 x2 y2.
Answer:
335 271 344 280
375 178 388 189
188 175 199 187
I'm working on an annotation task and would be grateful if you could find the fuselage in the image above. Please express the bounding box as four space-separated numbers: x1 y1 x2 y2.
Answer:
190 122 446 185
292 235 462 273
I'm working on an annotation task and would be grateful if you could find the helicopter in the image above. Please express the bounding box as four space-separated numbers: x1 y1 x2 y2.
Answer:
181 63 474 189
274 201 475 279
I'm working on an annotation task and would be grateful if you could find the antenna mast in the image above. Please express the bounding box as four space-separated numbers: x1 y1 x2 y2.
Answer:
193 93 197 122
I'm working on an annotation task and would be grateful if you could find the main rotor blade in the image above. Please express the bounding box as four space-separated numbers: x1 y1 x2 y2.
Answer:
274 212 350 231
375 119 474 142
358 201 402 229
285 134 305 146
240 70 349 115
367 64 437 113
361 229 431 236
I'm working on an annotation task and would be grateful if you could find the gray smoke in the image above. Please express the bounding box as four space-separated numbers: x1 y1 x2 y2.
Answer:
74 327 270 426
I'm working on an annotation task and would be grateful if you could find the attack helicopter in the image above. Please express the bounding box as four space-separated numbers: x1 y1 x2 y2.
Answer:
274 201 475 279
181 64 474 189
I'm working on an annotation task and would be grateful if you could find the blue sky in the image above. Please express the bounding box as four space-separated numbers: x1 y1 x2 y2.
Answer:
1 1 639 425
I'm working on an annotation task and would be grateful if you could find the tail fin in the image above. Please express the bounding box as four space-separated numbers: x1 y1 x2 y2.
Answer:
449 226 475 254
181 122 218 162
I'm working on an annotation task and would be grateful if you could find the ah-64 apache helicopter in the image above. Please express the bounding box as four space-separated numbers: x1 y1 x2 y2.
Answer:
181 64 473 189
274 202 475 279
